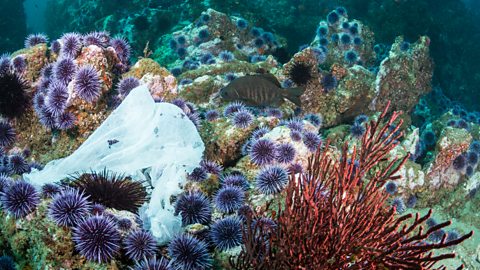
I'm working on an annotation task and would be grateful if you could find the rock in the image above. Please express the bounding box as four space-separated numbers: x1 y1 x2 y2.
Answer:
24 85 205 243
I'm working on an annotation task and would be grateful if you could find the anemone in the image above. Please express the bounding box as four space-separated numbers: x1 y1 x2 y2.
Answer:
302 131 322 152
110 37 131 63
60 33 82 58
249 138 277 166
168 234 212 270
174 192 211 226
0 70 30 118
210 216 243 251
187 167 208 182
68 169 147 212
72 215 121 263
25 33 48 48
48 188 92 227
0 180 39 218
214 186 244 213
124 230 157 261
54 57 76 85
255 166 289 195
275 143 296 164
288 62 313 86
233 110 254 129
0 121 15 147
74 65 102 103
45 81 69 116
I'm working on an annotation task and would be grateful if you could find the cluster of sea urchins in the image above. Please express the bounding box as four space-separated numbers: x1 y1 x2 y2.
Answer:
29 32 131 130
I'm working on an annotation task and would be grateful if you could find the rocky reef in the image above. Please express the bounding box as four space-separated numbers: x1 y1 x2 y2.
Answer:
0 6 478 270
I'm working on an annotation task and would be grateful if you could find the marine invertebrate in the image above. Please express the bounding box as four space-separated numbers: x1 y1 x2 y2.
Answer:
321 73 338 93
0 70 30 118
200 53 213 64
214 186 245 213
60 32 82 58
205 110 219 121
117 77 140 97
355 114 368 125
124 230 157 261
177 35 187 46
340 33 352 45
470 140 480 153
199 159 223 175
385 181 398 195
350 123 366 138
221 173 249 190
422 130 436 147
275 143 296 164
48 188 92 227
285 118 304 131
187 167 208 182
41 183 60 198
232 104 472 269
74 65 102 103
210 216 243 251
391 197 406 214
254 38 265 48
12 56 26 74
302 131 321 152
54 57 76 85
55 112 76 130
353 37 363 46
316 25 328 37
255 166 289 195
117 218 132 230
406 194 417 208
249 138 277 166
287 62 313 86
177 47 187 58
0 255 15 270
326 10 340 25
25 33 48 48
168 234 212 270
83 31 109 47
344 50 358 64
45 81 69 116
219 50 235 62
223 101 246 116
452 154 467 171
252 127 270 140
290 130 302 142
400 41 410 51
174 192 211 226
198 29 210 40
68 170 147 212
72 215 121 263
266 108 283 118
466 166 474 177
132 255 171 270
0 180 39 218
236 18 248 30
8 154 30 175
110 37 131 63
467 151 478 165
0 54 11 73
50 40 61 54
0 121 15 147
233 110 254 129
251 27 262 37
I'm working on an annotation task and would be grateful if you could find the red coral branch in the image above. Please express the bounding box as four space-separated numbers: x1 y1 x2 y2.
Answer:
232 102 473 270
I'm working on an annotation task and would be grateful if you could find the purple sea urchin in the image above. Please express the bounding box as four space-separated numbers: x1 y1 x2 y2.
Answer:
391 197 406 214
205 110 219 121
55 112 76 130
221 173 249 190
302 131 321 152
321 73 338 93
8 154 30 175
275 142 296 164
168 234 212 270
304 113 322 127
50 40 61 54
187 167 208 182
74 65 102 103
72 215 121 263
174 192 211 226
252 127 270 140
124 230 157 261
286 118 304 131
452 154 467 171
219 50 235 62
48 188 92 227
25 33 48 48
223 101 245 116
0 180 40 218
60 33 82 58
69 170 147 212
117 77 140 97
233 110 254 129
132 255 171 270
41 183 61 198
266 108 283 118
385 181 398 195
199 160 223 175
350 124 366 138
12 56 26 74
255 166 289 195
214 186 244 213
249 138 277 166
290 130 302 142
45 81 69 116
54 57 76 85
210 216 242 251
0 121 15 147
110 37 131 63
117 218 132 230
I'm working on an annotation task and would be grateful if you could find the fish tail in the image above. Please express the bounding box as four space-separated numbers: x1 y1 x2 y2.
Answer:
284 87 305 107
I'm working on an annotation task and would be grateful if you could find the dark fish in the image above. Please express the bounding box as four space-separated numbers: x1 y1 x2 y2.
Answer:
219 74 304 107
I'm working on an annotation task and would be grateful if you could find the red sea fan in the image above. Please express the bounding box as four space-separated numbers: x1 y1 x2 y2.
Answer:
231 102 473 270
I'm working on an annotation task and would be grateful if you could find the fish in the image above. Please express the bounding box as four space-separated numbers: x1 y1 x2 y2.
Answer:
218 73 304 107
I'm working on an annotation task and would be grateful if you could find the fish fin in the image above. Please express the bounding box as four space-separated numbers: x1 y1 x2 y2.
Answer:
284 87 305 107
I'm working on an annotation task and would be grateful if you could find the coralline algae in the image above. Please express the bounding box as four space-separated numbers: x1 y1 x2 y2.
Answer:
24 85 205 243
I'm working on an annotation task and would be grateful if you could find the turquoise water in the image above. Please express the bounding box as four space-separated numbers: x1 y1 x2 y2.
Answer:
0 1 479 269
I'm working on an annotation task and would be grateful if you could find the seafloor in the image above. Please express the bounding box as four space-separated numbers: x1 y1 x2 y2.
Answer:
0 3 479 270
